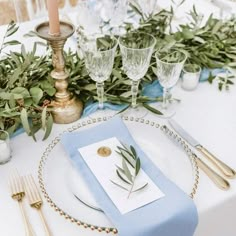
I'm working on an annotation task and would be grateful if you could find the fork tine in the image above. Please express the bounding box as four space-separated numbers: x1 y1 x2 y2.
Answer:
8 174 14 196
28 175 37 203
9 169 24 196
28 175 38 201
24 175 41 204
29 175 41 200
11 171 17 195
24 175 34 204
13 170 20 193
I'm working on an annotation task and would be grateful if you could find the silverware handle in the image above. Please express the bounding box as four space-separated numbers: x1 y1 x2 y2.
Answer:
18 201 35 236
195 157 230 190
197 146 236 179
38 208 52 236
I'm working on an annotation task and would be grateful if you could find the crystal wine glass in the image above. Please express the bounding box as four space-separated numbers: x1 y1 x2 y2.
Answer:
101 0 128 35
83 36 118 111
135 0 158 19
76 0 103 36
155 49 187 117
119 32 156 116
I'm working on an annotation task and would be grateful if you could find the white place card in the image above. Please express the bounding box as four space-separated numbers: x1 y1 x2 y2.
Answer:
78 137 165 214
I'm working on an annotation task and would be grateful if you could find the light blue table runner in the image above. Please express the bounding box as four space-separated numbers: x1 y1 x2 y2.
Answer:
61 116 198 236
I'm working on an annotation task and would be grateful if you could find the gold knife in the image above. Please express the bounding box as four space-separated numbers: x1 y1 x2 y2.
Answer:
193 154 230 190
168 119 236 179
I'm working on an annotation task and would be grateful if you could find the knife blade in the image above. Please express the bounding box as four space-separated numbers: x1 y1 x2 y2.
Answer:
168 119 236 179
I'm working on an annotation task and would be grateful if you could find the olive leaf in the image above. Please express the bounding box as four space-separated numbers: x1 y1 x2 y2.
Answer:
0 21 20 54
111 144 148 198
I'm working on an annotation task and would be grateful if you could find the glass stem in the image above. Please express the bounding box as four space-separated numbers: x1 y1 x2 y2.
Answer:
162 87 169 109
96 82 104 109
131 80 140 108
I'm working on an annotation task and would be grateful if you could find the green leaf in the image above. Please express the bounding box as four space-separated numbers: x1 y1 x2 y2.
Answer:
20 108 31 135
182 29 194 40
44 87 56 96
135 158 141 176
212 20 222 34
227 80 234 85
208 73 215 84
9 94 16 108
24 30 37 38
116 170 132 184
0 92 11 100
24 98 33 106
130 145 137 159
42 113 53 140
11 87 30 99
218 82 223 91
6 123 19 136
143 103 163 115
5 25 19 37
132 183 148 193
110 180 129 191
122 158 133 182
117 148 135 167
112 69 122 80
115 165 125 174
0 120 4 130
41 106 47 130
30 87 43 104
194 36 205 44
3 40 21 46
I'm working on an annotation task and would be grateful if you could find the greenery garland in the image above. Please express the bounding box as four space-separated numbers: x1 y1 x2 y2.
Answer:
0 5 235 139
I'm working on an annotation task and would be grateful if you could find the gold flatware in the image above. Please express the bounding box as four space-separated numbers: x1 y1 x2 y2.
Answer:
168 119 236 179
196 145 236 178
193 154 230 190
24 175 52 236
9 170 35 236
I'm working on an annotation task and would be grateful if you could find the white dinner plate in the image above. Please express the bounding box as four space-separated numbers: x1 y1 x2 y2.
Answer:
38 116 198 233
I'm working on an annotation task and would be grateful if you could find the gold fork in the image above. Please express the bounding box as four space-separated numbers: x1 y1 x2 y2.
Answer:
24 175 52 236
9 170 35 236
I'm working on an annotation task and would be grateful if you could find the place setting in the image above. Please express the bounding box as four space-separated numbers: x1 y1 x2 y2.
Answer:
1 0 236 236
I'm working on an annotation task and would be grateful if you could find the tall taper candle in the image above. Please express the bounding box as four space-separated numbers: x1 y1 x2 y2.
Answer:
47 0 60 35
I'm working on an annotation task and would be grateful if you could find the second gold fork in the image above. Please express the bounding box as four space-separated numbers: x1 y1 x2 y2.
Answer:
23 175 52 236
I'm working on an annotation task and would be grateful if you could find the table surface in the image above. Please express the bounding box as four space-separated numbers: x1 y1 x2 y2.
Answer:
1 1 236 235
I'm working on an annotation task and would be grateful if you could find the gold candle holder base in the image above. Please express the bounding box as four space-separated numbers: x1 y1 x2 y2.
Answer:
35 21 83 124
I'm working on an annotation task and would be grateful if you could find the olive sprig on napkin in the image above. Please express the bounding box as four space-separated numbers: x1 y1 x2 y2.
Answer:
111 144 148 198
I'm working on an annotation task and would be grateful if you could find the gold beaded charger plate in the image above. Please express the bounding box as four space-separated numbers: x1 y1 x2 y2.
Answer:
38 116 199 234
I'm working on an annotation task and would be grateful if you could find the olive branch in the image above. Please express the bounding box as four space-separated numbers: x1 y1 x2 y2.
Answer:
110 144 148 198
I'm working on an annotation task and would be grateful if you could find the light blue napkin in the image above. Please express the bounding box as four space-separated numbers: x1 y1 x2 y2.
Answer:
61 116 198 236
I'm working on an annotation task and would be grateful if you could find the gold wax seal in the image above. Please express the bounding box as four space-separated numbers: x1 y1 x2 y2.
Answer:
97 146 112 157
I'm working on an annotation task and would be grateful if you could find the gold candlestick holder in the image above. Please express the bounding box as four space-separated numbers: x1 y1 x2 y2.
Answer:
35 21 83 124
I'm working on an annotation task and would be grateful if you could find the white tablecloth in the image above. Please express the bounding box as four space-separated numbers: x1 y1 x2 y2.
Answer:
1 1 236 235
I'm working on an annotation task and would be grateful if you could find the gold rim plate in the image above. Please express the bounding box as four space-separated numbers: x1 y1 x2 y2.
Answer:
38 116 199 234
